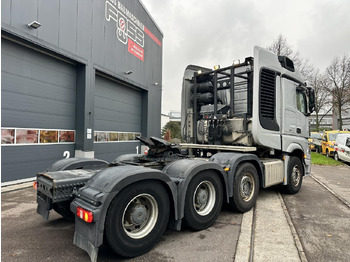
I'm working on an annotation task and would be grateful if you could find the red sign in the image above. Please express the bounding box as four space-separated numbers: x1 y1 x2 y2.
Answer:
128 39 144 61
144 26 162 47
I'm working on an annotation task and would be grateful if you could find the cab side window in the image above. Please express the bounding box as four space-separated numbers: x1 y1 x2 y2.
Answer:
296 89 307 114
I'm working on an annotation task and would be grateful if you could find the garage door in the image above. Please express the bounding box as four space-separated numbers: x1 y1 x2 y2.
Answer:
1 38 76 182
94 74 142 161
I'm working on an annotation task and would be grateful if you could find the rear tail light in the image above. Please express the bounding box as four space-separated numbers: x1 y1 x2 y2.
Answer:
33 181 38 190
77 207 93 223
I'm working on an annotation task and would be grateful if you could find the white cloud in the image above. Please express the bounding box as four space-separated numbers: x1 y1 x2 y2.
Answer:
142 0 350 113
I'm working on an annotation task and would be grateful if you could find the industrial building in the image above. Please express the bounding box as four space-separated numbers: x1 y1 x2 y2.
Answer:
1 0 163 182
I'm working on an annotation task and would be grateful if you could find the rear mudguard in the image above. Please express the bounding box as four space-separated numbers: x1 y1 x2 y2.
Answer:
209 152 264 196
163 159 228 220
70 165 177 262
46 157 108 172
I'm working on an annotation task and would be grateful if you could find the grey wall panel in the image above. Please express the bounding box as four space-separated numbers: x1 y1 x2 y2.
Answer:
92 0 105 66
77 0 93 59
95 75 142 132
1 0 11 25
104 17 117 72
147 86 161 137
1 145 75 182
59 0 78 54
2 0 163 92
94 142 140 162
11 0 38 37
1 39 76 129
37 0 60 46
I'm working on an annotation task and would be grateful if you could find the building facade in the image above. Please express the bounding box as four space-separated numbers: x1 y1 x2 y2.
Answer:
1 0 163 182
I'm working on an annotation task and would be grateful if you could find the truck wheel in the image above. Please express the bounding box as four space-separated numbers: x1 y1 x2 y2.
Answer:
105 181 169 257
285 156 303 194
326 149 330 158
315 146 319 153
229 163 259 213
183 171 223 231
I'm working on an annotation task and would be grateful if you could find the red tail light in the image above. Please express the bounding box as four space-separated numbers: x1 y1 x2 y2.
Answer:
77 207 93 223
33 181 38 190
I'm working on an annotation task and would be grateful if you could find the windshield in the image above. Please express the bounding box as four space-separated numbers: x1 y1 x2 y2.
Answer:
310 133 322 139
328 133 339 141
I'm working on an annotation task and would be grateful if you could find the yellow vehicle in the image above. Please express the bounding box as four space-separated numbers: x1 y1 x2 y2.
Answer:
309 132 322 152
322 130 350 157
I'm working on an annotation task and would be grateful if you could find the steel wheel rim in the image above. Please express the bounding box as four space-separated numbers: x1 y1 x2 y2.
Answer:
193 180 216 216
291 165 301 186
122 193 158 239
240 173 255 202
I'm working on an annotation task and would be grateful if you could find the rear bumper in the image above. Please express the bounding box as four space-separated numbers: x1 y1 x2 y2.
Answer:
36 170 96 219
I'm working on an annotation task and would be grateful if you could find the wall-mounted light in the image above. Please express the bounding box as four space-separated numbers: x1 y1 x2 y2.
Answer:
125 70 133 75
28 21 41 29
154 82 159 86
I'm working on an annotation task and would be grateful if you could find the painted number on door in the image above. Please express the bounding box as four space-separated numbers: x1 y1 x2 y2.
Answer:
63 151 70 159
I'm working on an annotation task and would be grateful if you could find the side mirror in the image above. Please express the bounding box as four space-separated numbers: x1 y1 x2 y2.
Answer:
308 87 315 113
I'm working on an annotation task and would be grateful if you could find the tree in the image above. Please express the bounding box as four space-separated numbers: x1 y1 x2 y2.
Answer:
161 121 182 141
311 69 332 131
326 55 350 130
267 34 314 81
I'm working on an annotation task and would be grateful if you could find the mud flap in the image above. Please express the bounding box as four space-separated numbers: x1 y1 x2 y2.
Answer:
36 193 52 220
73 232 98 262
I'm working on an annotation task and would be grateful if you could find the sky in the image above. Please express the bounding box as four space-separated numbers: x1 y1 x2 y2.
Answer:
141 0 350 115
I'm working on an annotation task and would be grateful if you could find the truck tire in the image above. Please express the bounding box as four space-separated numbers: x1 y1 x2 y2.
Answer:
229 163 259 213
285 156 303 194
183 171 223 231
105 181 169 257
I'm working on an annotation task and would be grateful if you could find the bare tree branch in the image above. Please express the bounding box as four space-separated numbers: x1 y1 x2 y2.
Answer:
326 55 350 129
267 34 314 81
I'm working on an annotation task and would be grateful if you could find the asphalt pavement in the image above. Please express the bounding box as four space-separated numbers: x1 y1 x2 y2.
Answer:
2 164 350 261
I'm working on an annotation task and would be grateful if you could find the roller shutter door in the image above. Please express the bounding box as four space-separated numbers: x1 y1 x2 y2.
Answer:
94 75 142 161
1 39 76 182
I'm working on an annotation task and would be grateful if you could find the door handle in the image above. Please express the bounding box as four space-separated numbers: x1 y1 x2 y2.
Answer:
296 128 301 134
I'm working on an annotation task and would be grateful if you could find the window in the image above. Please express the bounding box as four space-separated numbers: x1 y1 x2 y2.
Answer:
296 89 307 114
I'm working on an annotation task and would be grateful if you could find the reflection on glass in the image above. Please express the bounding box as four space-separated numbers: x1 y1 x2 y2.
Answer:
119 133 129 141
1 129 15 144
110 132 118 141
17 129 39 144
96 132 108 142
59 131 75 143
40 130 58 143
128 133 134 140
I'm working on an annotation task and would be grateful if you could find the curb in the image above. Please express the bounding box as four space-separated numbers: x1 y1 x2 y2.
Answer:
234 208 254 261
235 191 307 262
278 192 308 262
1 177 35 193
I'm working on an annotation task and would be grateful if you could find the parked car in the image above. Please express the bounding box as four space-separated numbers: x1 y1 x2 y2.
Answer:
322 130 350 157
334 134 350 163
309 132 322 152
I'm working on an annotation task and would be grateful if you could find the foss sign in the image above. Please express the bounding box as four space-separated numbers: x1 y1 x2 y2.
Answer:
105 0 161 61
